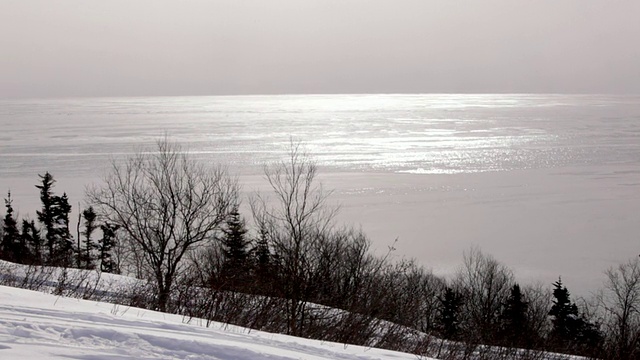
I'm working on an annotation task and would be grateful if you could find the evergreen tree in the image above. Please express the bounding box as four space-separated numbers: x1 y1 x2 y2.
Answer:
0 219 4 256
499 283 529 347
549 278 579 343
436 287 463 340
36 173 74 266
36 172 56 261
80 206 99 269
52 192 74 265
254 226 271 272
576 314 604 356
251 222 278 295
219 205 250 288
1 191 20 262
549 278 603 355
21 219 42 264
99 222 119 274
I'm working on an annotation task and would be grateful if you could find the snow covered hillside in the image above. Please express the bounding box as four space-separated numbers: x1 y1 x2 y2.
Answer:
0 285 428 359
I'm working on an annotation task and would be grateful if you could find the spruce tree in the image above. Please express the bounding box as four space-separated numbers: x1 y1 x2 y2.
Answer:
549 278 579 343
21 219 42 264
549 278 603 354
52 192 73 265
576 315 603 356
220 205 250 289
80 206 98 269
221 205 249 283
99 222 119 274
0 219 4 253
36 173 74 266
254 226 271 272
36 172 56 261
0 219 4 257
499 283 529 347
436 287 463 340
222 206 249 262
1 191 20 262
251 223 276 295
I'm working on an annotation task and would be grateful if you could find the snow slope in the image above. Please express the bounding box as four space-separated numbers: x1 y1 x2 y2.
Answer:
0 285 428 359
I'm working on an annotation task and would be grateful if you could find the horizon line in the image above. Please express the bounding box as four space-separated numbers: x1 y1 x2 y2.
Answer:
2 91 639 101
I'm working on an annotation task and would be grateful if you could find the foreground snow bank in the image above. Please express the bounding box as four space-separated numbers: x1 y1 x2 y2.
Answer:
0 285 428 359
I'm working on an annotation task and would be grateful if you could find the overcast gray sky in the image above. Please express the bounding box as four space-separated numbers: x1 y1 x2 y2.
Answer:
1 0 639 98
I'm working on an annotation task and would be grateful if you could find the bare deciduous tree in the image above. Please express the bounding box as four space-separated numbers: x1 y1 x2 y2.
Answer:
454 246 514 344
87 138 238 312
522 282 553 348
599 257 640 359
251 141 338 336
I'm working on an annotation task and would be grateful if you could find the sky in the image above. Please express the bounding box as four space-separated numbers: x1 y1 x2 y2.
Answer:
1 0 639 98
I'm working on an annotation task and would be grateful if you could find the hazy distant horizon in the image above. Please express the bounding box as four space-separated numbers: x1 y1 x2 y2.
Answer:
2 1 640 98
4 91 640 101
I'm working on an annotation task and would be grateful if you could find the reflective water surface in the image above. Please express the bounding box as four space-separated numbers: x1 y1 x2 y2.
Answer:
1 94 639 294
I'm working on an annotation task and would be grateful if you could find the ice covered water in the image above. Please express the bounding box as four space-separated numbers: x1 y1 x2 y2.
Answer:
1 94 639 294
2 94 639 176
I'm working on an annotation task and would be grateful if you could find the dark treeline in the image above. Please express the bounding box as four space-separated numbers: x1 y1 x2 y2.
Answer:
1 173 117 272
1 139 639 360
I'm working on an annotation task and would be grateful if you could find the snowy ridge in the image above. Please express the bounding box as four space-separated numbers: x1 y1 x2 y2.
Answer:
0 285 426 359
0 260 584 359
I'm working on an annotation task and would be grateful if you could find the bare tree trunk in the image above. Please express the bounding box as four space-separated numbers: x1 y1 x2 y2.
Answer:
87 137 238 313
251 141 337 336
599 258 640 360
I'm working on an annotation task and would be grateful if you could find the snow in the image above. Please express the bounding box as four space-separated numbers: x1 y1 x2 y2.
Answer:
0 285 428 360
